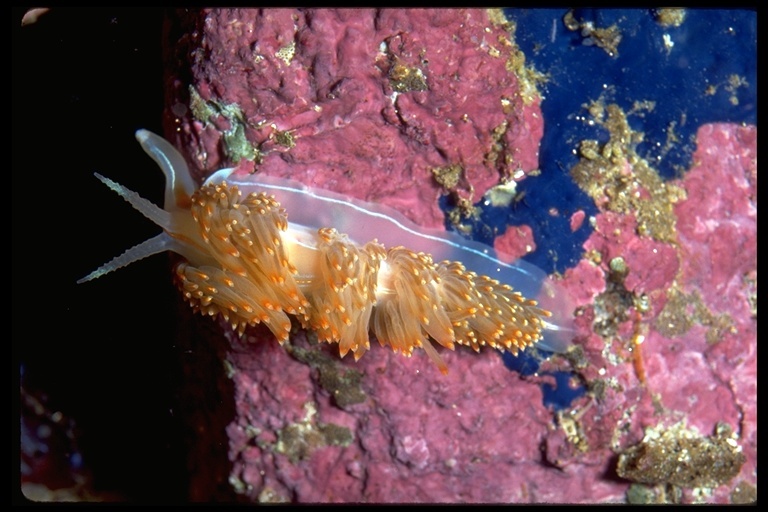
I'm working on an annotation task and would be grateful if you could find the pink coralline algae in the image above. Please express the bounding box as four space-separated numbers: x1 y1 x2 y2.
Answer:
223 330 564 502
165 8 543 230
160 9 755 504
493 224 537 263
554 122 756 504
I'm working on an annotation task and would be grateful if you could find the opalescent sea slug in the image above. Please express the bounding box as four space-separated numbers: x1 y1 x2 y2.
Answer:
79 130 575 373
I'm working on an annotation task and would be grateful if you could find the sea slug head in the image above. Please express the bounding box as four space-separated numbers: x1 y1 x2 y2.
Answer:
77 130 218 283
134 129 199 212
79 130 307 341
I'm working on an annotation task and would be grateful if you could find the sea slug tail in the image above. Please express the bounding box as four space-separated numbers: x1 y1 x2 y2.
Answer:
534 278 578 353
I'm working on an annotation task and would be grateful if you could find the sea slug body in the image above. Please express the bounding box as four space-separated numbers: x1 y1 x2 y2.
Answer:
79 130 575 373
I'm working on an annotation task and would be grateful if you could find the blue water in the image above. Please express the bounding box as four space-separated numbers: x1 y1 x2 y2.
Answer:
478 8 757 409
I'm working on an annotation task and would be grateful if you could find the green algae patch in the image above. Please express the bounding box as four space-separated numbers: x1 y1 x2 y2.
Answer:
570 102 686 245
274 402 354 464
288 341 368 408
188 85 261 163
617 421 745 489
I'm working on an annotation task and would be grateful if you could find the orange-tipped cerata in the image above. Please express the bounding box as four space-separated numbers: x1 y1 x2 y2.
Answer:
173 181 552 374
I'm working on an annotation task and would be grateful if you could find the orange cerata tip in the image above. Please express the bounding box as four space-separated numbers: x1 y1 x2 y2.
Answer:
78 129 575 374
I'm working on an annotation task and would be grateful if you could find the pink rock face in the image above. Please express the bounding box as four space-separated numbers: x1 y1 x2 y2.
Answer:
224 328 566 503
164 9 756 504
675 124 757 319
555 122 756 503
166 8 543 230
493 225 536 263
